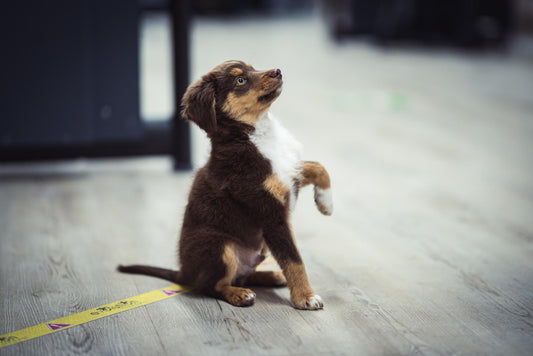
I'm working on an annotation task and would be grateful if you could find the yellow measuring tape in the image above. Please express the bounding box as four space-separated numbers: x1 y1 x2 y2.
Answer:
0 257 277 349
0 284 190 349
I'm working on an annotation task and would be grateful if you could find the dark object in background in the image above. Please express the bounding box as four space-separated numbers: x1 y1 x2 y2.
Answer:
192 0 264 14
0 0 191 170
321 0 513 47
191 0 312 15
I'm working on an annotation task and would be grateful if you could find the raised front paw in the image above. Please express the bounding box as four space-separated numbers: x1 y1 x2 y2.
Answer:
292 294 324 310
314 187 333 216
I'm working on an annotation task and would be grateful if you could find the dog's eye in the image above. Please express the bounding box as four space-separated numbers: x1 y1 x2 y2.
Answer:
236 77 246 86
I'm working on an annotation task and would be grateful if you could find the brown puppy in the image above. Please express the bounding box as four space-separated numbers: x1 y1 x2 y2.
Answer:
118 60 333 310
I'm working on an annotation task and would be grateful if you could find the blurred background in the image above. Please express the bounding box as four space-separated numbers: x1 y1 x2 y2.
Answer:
1 0 532 171
1 3 533 353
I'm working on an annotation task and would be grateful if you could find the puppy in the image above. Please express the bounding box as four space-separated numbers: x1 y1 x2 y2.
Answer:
118 60 333 310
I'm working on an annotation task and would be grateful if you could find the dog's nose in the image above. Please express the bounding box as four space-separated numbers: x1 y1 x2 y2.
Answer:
268 69 282 78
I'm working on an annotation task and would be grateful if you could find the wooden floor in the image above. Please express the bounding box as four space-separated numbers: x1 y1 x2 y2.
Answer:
2 15 533 355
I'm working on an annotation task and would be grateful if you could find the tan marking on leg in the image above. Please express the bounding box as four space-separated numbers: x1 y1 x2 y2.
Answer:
215 243 256 307
231 68 243 76
263 174 289 205
246 271 287 286
300 161 331 189
284 262 323 310
284 262 313 296
215 243 237 290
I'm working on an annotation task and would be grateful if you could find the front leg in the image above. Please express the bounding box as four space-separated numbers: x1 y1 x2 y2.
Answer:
284 259 324 310
262 212 323 310
239 173 323 309
300 161 333 216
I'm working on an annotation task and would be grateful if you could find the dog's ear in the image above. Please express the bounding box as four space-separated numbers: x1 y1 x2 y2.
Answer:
181 75 216 134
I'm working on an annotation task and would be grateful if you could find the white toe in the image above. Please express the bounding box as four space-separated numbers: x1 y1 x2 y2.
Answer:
308 295 324 309
314 187 333 215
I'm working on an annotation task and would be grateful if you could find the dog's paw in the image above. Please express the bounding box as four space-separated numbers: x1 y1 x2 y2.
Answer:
292 294 324 310
225 287 256 307
314 187 333 216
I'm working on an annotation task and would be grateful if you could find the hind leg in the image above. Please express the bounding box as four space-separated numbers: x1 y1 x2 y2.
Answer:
213 242 256 307
180 230 256 307
246 271 287 287
245 246 286 287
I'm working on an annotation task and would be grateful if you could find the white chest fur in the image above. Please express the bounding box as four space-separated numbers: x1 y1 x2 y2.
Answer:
249 112 302 209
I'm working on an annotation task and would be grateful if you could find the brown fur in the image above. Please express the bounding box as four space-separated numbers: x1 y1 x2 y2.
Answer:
118 60 331 310
246 271 287 286
301 161 331 189
284 262 317 309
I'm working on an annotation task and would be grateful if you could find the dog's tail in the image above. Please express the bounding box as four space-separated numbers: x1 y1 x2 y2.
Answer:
117 264 185 284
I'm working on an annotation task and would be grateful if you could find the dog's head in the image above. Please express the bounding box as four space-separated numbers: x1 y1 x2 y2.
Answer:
181 60 283 134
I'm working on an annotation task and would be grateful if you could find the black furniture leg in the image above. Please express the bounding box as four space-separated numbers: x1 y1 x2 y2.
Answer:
170 0 192 170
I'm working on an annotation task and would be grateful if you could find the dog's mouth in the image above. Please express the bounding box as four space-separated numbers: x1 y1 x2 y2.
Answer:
258 81 283 102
